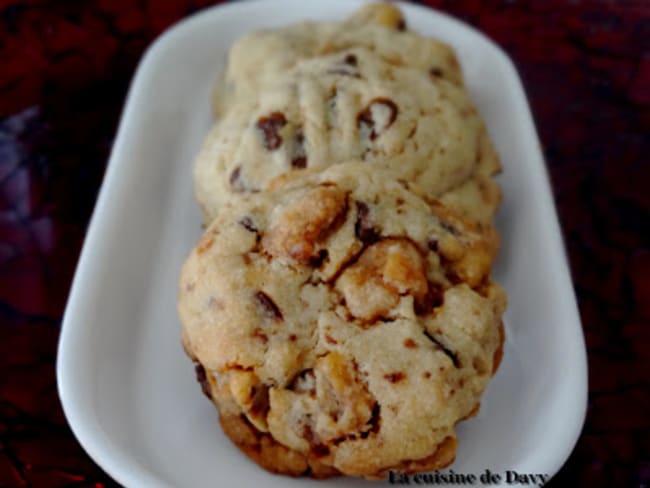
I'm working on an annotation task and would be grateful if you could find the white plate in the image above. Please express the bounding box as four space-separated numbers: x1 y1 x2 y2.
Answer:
56 1 588 486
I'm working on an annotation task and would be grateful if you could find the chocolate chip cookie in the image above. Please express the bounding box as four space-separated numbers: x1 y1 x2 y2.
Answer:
179 164 506 479
195 47 499 227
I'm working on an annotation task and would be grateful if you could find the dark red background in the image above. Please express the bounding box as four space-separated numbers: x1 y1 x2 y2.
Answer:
1 1 648 486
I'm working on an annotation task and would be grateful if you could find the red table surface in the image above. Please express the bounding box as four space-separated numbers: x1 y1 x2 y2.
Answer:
0 1 648 486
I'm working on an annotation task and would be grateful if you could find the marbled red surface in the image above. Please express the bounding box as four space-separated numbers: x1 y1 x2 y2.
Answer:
0 1 648 486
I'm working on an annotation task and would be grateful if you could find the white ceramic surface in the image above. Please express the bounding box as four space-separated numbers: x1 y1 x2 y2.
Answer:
56 1 588 487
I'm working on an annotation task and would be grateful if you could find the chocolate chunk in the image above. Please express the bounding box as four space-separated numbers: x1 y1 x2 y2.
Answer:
354 201 380 243
430 67 444 78
311 443 330 458
343 54 358 66
414 285 444 315
249 384 270 417
361 403 381 437
238 216 258 233
383 372 406 383
357 98 399 141
254 291 283 320
326 53 360 77
423 330 460 368
290 157 307 169
291 130 307 169
309 249 328 267
256 112 287 150
427 237 439 252
229 166 243 191
194 362 212 399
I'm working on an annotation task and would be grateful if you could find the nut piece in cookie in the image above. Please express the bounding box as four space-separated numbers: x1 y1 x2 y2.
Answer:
263 185 347 264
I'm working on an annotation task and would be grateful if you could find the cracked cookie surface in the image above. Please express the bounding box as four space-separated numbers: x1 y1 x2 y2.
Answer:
179 164 506 479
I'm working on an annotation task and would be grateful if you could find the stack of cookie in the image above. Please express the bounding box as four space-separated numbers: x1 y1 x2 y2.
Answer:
178 3 506 480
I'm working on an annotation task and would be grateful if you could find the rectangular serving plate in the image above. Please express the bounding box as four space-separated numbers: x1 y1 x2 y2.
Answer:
57 1 588 486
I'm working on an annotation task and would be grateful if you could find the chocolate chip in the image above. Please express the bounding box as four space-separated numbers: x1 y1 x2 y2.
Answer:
249 384 270 417
291 129 307 169
230 166 243 191
357 98 399 141
256 112 287 150
326 54 361 77
354 201 380 243
414 285 444 315
309 249 328 267
238 216 258 233
311 443 330 458
397 18 407 31
343 53 358 66
254 291 283 320
427 238 439 252
364 403 381 436
383 372 406 383
423 330 460 368
430 67 444 78
194 362 212 399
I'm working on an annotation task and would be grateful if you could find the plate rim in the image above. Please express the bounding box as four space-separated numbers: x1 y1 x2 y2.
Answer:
56 1 588 486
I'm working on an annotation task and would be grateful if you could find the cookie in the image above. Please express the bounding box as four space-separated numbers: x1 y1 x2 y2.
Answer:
179 164 506 479
212 3 463 116
195 47 499 225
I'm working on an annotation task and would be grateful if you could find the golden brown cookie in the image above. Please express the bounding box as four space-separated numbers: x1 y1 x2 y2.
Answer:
179 165 506 479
